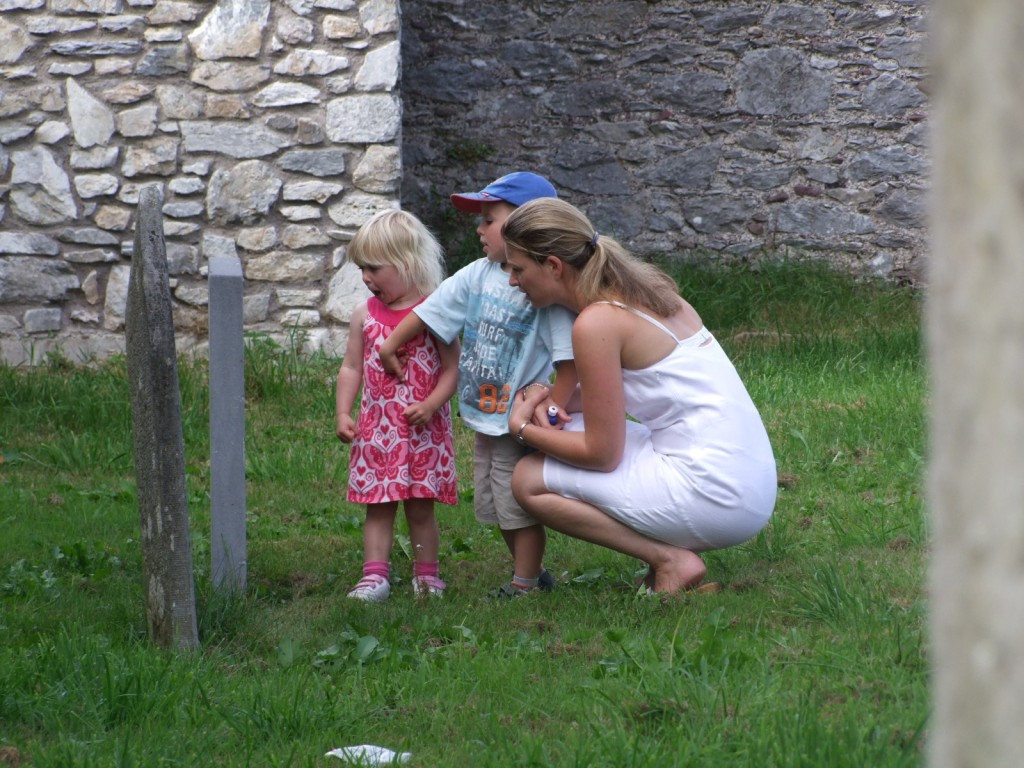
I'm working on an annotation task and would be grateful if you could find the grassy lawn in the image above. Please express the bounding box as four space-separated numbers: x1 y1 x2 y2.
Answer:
0 259 926 767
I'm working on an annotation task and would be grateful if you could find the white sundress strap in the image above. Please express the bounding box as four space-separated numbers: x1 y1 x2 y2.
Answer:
593 301 704 346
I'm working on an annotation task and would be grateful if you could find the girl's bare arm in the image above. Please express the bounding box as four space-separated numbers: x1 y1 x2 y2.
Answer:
335 303 367 443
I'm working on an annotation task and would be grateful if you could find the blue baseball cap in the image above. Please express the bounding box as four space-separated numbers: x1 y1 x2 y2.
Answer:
450 172 557 213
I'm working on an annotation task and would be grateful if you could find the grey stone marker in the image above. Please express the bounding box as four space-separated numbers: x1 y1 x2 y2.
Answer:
208 255 247 592
125 184 199 650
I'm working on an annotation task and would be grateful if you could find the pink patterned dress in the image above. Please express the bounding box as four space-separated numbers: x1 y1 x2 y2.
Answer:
348 297 458 505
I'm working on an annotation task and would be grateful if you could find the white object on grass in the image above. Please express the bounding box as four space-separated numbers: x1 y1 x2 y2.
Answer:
324 745 411 765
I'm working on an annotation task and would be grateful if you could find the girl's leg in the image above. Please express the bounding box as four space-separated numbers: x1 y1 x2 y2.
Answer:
363 502 398 562
404 497 439 563
404 498 444 595
348 502 397 601
512 454 706 593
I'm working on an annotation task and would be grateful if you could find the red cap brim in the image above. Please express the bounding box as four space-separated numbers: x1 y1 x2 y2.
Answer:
450 193 485 213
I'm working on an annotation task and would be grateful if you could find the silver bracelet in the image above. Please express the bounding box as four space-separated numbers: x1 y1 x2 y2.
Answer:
520 382 549 401
514 420 531 445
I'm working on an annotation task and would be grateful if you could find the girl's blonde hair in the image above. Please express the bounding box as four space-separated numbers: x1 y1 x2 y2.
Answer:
346 209 446 294
501 198 680 316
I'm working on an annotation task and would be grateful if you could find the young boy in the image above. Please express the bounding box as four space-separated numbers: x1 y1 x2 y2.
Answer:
378 172 577 598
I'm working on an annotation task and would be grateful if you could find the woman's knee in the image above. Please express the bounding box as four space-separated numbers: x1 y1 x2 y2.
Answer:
511 453 545 507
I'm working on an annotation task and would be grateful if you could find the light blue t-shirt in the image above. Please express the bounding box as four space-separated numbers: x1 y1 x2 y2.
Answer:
414 258 575 436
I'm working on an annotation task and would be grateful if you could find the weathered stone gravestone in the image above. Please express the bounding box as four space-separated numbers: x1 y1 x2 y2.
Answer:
126 184 199 650
208 255 247 593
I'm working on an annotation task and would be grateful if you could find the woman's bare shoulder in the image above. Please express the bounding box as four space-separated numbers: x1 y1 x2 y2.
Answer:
573 302 633 336
576 300 634 321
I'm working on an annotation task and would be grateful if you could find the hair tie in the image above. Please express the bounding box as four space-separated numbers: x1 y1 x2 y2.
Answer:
589 231 600 249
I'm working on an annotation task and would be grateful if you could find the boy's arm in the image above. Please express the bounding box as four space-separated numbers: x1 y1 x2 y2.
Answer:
535 359 579 427
403 337 461 426
548 359 579 409
379 311 428 382
335 303 367 443
428 336 461 409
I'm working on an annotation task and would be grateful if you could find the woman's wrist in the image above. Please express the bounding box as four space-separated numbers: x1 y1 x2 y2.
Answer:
520 382 550 400
514 419 532 445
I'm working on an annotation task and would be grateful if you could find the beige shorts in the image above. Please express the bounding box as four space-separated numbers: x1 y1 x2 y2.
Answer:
473 432 538 530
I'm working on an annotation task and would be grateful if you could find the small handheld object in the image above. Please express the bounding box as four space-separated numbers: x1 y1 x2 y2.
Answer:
547 405 559 426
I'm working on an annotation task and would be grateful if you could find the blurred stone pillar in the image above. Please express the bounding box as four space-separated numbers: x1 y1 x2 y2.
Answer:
928 1 1024 765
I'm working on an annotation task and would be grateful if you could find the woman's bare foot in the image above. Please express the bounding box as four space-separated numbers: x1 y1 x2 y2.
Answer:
636 567 656 591
651 548 706 594
645 568 657 590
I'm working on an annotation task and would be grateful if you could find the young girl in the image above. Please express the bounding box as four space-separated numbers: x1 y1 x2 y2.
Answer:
335 209 461 601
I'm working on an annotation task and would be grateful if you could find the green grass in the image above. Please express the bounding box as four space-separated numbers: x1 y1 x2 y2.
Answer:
0 259 926 767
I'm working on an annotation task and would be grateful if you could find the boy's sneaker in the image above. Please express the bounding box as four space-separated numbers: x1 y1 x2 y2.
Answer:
495 569 554 597
538 568 555 592
412 575 446 597
347 574 390 602
488 582 534 599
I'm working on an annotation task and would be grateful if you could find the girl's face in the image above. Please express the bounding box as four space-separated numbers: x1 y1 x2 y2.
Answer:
505 247 556 308
477 201 517 263
359 264 418 308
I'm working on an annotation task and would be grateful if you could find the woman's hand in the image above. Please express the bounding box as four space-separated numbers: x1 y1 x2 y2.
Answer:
509 383 551 434
535 399 570 429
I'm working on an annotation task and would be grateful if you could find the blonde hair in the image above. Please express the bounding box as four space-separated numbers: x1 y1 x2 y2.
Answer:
346 209 446 294
502 198 680 316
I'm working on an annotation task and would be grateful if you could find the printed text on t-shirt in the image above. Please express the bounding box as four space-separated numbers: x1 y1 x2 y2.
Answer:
477 383 511 414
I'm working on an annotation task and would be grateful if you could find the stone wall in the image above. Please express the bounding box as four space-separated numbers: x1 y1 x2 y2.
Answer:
0 0 929 366
401 0 928 283
0 0 400 365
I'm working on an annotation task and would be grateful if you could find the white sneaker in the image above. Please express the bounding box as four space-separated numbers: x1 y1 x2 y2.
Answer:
412 575 446 597
347 574 391 602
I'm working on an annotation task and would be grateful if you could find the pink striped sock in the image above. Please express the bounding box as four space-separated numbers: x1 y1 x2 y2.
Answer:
363 560 389 580
413 560 439 579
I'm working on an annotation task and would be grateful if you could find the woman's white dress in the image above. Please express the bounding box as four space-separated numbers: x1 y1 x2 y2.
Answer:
542 303 776 551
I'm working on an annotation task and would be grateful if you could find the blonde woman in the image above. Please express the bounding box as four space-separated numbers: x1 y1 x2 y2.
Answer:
502 198 776 594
